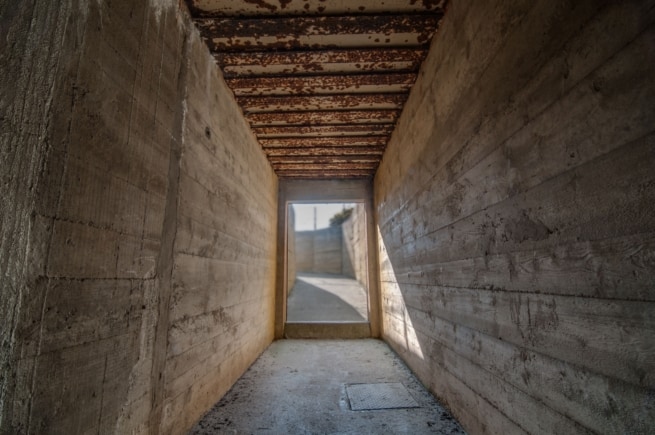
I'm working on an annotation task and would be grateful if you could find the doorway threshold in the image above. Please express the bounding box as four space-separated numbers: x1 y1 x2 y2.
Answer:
285 322 370 338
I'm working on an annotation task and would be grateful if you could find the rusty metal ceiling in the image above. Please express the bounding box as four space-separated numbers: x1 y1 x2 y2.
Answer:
185 0 447 179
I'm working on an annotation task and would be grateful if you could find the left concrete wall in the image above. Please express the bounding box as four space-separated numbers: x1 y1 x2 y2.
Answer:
161 15 278 432
0 1 278 433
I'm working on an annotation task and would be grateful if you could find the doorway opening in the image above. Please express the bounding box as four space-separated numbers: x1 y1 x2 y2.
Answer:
274 179 380 339
286 202 370 333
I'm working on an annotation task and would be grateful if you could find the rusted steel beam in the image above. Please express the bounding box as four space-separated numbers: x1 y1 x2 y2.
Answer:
217 48 426 68
187 0 447 18
259 137 387 148
226 73 416 96
216 48 427 77
264 146 385 157
222 58 417 77
253 124 394 138
277 172 373 179
275 168 374 174
247 110 399 126
183 0 447 182
238 94 408 113
196 15 441 52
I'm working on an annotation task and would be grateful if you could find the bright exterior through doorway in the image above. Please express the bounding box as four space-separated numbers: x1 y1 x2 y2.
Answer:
287 273 369 322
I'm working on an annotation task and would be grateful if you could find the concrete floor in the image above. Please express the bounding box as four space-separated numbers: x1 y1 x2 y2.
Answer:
190 339 465 434
287 273 369 322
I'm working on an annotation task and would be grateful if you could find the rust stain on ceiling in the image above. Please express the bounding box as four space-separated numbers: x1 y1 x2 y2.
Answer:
185 0 447 179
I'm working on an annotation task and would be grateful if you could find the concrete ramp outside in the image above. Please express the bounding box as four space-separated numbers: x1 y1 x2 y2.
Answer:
286 273 370 338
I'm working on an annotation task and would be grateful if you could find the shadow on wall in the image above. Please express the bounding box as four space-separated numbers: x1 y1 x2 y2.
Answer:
376 206 655 433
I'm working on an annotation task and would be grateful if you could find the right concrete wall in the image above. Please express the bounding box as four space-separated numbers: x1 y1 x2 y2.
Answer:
343 204 368 286
375 2 655 433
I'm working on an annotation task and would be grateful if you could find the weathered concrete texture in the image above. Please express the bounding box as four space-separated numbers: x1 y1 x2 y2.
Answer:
294 205 368 282
0 0 277 434
295 226 343 275
162 16 278 432
190 339 465 435
375 1 655 434
2 1 186 432
0 2 72 430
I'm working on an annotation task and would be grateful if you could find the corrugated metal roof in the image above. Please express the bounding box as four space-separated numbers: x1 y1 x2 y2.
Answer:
185 0 447 179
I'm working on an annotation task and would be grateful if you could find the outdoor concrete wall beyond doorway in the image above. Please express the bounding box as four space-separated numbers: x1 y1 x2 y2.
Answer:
275 180 381 339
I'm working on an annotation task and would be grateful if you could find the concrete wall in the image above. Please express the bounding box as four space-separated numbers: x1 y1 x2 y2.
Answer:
294 230 314 273
342 203 367 285
162 10 278 433
295 226 343 275
294 204 367 280
0 1 277 434
375 1 655 434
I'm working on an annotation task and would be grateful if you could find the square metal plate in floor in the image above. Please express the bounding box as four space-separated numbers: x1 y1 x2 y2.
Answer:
346 382 420 411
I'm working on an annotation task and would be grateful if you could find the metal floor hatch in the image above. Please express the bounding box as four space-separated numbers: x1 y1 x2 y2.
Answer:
346 382 420 411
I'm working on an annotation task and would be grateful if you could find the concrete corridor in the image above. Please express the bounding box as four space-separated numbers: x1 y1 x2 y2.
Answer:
287 274 369 323
3 1 653 433
190 340 465 434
